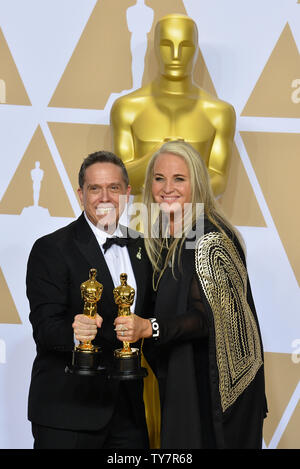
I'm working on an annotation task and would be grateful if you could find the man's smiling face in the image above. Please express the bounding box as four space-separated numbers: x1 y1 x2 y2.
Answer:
78 162 131 232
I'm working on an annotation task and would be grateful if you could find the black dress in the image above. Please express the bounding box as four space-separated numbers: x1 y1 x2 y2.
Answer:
146 221 267 449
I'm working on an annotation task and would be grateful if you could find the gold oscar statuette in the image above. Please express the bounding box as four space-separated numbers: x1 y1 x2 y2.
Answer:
65 268 106 376
111 273 147 380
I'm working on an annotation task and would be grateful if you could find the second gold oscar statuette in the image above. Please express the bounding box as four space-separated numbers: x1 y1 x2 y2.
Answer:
110 273 147 380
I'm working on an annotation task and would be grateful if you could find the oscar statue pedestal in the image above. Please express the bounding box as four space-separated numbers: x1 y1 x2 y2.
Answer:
66 345 106 377
110 347 147 380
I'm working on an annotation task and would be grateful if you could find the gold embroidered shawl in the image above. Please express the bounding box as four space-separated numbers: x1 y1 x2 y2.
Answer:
195 232 263 412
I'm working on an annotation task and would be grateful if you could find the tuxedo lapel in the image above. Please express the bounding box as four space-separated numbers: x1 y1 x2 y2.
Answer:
73 214 115 305
118 225 147 315
127 236 148 316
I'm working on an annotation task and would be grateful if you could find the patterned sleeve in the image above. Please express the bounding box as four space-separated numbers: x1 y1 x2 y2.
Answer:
195 232 263 412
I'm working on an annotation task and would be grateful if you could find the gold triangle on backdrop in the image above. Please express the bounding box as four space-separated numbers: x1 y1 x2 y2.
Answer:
241 23 300 118
48 122 111 204
48 0 135 109
142 0 217 96
0 126 75 217
218 142 266 227
263 352 300 447
0 28 31 105
240 131 300 286
0 267 21 324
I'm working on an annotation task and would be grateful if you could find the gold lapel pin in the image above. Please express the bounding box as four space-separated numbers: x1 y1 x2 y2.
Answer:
136 247 142 260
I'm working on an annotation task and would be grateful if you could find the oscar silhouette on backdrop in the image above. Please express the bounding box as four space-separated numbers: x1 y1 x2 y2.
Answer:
31 161 44 207
126 0 154 90
103 1 154 111
21 161 49 217
111 14 236 198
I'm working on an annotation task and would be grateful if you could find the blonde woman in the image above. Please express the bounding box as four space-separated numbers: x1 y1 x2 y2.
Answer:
115 141 267 449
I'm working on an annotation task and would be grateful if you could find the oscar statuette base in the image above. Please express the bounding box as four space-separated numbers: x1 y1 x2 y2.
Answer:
109 347 148 380
65 346 107 377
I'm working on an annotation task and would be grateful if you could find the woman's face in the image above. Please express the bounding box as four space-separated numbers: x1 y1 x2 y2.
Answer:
152 152 192 215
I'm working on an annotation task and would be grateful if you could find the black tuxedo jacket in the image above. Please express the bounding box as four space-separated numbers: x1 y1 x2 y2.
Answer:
26 213 153 431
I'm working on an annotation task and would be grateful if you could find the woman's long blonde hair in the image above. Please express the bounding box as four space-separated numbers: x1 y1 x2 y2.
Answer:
142 140 242 289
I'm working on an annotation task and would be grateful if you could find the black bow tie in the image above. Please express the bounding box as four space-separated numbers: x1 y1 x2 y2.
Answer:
102 236 131 253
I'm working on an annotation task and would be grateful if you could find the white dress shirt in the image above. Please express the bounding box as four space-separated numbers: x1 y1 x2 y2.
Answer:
84 212 137 313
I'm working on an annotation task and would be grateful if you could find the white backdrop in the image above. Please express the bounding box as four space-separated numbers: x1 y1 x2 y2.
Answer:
0 0 299 449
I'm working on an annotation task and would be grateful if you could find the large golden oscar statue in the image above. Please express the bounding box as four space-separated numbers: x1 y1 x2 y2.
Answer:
110 13 236 198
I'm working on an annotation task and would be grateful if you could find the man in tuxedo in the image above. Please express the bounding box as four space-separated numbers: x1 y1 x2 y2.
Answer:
26 151 153 449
